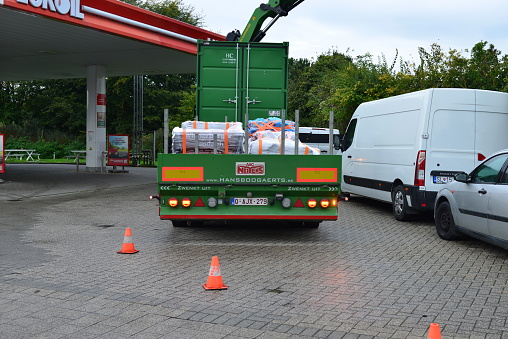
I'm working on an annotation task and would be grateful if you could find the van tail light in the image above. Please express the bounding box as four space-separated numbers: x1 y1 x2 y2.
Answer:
414 150 426 186
478 153 486 161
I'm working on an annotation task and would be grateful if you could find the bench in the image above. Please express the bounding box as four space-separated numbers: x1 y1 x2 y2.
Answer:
65 155 86 163
6 154 24 160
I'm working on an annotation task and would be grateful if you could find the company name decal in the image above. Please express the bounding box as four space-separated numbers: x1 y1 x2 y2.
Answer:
236 162 265 176
17 0 84 19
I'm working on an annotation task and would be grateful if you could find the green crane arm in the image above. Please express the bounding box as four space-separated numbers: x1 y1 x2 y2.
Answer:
226 0 305 43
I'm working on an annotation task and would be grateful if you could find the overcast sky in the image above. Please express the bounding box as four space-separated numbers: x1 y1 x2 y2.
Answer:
185 0 508 64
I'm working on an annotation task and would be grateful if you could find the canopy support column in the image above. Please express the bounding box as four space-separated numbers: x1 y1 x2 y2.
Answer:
86 65 107 172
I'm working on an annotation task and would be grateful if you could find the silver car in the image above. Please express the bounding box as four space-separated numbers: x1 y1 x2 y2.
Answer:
434 149 508 249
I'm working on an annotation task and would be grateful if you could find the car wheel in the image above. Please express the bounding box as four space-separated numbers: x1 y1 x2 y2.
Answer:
392 185 411 221
435 201 460 240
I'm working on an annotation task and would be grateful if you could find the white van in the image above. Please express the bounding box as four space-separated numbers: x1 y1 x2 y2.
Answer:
298 127 341 155
341 88 508 221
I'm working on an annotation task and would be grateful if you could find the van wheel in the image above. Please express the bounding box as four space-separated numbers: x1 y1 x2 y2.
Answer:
435 201 460 240
392 185 411 221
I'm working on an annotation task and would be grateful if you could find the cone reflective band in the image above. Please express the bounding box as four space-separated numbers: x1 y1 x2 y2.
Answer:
117 228 139 254
202 256 228 290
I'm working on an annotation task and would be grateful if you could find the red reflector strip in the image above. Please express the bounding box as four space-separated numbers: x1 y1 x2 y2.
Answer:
162 167 204 182
296 168 337 182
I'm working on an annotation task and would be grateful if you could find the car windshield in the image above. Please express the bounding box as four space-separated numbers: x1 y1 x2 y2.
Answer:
471 153 508 184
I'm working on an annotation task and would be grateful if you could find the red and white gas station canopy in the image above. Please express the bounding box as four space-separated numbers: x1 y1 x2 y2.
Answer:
0 0 225 81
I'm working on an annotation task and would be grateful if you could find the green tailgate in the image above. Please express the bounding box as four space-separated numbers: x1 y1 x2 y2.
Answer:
196 41 288 123
157 154 341 222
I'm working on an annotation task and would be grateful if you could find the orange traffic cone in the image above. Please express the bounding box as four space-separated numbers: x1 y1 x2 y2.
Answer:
427 323 442 339
202 256 228 290
117 228 139 254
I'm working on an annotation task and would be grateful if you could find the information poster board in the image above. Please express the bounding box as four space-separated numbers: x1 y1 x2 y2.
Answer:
107 134 130 166
0 134 4 173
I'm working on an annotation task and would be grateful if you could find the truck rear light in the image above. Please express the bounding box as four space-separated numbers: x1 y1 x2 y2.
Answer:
331 199 337 207
282 198 291 208
414 150 426 186
181 198 192 208
307 198 317 208
320 199 330 208
207 197 218 208
169 197 178 207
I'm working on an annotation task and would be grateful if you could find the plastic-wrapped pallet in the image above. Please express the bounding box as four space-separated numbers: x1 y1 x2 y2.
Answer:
181 121 242 130
172 123 244 154
250 130 296 141
248 118 295 136
248 136 320 155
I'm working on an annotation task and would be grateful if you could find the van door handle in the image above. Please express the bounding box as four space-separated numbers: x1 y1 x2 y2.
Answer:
478 188 487 195
347 155 352 158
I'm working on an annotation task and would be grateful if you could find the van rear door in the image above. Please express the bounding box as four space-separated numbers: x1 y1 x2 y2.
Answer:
474 90 508 167
426 90 476 191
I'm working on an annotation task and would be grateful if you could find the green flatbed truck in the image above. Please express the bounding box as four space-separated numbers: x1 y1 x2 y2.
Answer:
153 1 341 227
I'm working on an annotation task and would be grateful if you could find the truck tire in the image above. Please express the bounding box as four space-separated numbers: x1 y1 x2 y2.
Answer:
392 185 412 221
435 201 460 240
304 222 320 228
172 220 187 227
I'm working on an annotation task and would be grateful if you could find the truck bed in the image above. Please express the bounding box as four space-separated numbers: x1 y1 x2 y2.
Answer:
156 154 341 225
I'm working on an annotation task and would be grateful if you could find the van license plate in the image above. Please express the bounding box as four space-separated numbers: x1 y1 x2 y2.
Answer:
231 198 268 206
433 176 454 184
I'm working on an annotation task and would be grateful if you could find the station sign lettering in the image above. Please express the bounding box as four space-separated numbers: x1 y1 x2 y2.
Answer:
17 0 84 19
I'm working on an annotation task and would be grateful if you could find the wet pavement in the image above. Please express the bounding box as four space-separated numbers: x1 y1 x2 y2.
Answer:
1 163 508 338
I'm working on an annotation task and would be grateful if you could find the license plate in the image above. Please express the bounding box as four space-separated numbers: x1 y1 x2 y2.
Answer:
230 197 268 206
433 176 454 184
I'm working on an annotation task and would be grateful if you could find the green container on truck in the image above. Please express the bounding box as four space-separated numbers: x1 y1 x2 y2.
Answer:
154 40 341 227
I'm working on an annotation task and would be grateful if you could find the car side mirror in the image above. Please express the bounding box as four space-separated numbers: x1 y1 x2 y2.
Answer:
454 172 469 183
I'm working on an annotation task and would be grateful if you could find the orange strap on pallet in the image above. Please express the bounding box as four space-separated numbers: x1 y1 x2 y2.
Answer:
304 146 309 155
224 131 229 154
183 129 187 154
258 139 263 154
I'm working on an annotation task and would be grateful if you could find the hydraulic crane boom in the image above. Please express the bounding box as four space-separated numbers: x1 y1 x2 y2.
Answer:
226 0 305 43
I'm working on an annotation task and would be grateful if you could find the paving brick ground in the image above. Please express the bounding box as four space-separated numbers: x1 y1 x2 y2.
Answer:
1 164 508 338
